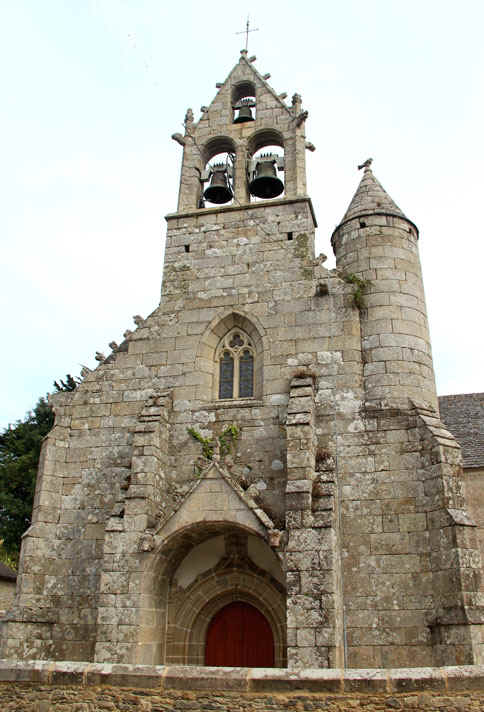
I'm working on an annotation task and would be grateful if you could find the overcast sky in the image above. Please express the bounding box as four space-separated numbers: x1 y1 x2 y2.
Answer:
1 0 483 429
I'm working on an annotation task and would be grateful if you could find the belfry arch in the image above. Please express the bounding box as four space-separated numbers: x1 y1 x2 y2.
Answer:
138 521 286 667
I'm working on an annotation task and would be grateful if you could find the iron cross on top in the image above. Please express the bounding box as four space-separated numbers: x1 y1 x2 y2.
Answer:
236 16 259 52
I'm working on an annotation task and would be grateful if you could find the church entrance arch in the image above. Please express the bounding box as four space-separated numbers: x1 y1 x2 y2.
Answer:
205 601 274 667
139 521 286 667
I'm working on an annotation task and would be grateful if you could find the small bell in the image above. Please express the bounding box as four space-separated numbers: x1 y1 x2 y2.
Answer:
203 167 233 204
233 105 254 124
249 159 284 199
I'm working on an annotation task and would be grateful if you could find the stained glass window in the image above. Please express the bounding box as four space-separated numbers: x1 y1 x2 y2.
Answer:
219 351 234 399
229 333 244 348
216 329 255 400
239 350 254 398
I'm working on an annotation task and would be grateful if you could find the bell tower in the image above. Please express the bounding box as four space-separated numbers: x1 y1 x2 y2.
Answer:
174 49 310 214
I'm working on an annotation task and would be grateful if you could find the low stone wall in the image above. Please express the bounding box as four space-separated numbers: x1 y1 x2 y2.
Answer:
2 662 484 710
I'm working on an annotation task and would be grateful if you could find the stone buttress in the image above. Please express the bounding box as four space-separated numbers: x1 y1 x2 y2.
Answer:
1 55 483 669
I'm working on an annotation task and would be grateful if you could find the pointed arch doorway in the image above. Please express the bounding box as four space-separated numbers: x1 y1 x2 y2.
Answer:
205 601 275 667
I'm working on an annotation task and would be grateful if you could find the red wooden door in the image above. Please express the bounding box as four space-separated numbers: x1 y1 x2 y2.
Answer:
205 601 275 667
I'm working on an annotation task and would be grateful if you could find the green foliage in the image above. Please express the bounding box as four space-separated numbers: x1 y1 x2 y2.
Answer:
187 424 240 467
217 424 239 457
0 541 18 571
342 272 372 310
0 397 54 563
54 373 80 392
187 427 214 460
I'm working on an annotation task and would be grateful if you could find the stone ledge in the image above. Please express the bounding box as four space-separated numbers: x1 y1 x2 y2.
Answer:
1 661 484 693
166 196 318 228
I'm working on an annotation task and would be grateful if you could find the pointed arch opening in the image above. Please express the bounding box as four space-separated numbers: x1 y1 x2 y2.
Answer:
199 136 237 209
247 129 285 202
196 312 266 403
216 328 255 400
232 80 256 124
138 522 286 667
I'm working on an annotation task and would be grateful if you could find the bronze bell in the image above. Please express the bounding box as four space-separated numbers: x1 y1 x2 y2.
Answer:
203 168 233 204
233 105 254 124
249 159 284 199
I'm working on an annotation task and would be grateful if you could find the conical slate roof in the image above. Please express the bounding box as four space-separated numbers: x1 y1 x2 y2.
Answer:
339 166 408 225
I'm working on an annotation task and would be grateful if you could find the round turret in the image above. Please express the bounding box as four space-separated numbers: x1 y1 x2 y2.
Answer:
331 165 438 411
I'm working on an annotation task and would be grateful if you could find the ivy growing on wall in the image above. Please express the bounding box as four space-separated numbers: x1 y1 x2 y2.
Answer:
187 424 240 469
341 272 372 310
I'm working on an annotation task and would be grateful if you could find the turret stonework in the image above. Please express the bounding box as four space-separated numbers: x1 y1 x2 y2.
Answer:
331 166 438 411
1 56 483 670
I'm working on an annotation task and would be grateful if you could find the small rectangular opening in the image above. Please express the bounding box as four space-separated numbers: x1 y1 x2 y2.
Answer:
184 244 190 253
287 232 293 241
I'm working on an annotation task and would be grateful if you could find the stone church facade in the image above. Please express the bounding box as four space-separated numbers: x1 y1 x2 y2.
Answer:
2 52 484 670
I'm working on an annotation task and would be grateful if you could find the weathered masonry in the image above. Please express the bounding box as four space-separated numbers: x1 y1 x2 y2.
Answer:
2 52 484 669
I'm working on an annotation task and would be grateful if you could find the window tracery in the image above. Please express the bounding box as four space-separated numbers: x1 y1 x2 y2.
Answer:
216 329 255 399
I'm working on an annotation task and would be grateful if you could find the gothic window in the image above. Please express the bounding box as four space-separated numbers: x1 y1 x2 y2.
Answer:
217 329 255 400
219 351 234 399
239 350 254 398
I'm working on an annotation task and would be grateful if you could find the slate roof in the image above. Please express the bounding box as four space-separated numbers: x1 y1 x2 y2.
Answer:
439 393 484 469
0 561 16 581
339 166 408 224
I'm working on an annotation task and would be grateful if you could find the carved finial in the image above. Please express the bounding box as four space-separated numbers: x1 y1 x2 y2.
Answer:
123 329 133 339
305 141 316 152
268 529 282 548
95 352 106 362
80 365 91 379
138 533 155 552
295 110 308 127
171 132 186 146
358 158 373 171
133 315 144 327
184 108 193 128
292 93 302 113
109 341 118 351
246 483 260 500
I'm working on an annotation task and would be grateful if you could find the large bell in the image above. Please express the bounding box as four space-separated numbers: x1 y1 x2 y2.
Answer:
249 159 284 199
203 168 233 204
233 105 254 124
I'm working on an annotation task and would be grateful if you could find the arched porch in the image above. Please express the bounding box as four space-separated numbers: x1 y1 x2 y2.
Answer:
137 521 286 667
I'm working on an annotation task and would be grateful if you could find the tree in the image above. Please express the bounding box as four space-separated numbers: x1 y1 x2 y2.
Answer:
0 398 54 564
54 373 80 392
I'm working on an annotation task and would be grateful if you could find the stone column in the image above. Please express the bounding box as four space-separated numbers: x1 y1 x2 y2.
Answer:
233 139 250 205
